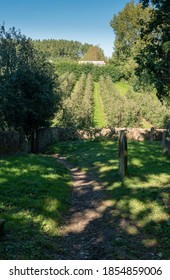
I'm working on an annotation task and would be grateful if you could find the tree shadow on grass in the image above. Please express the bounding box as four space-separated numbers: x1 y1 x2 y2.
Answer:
0 140 169 260
0 154 71 259
45 140 170 259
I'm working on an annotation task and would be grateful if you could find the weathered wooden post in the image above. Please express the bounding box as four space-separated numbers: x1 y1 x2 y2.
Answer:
118 130 128 178
150 127 155 141
162 130 167 148
0 219 5 235
162 130 170 155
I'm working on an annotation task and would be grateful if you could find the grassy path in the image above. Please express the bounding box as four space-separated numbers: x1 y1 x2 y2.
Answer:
53 155 114 259
93 82 107 128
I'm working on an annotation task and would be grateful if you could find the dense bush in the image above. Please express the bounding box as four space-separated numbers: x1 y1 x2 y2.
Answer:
55 62 124 82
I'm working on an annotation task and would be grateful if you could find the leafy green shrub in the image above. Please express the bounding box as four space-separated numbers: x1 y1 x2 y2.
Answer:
55 62 124 82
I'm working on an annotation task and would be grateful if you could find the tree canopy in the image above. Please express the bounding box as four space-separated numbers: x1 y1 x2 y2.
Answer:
135 0 170 99
0 25 60 138
110 1 151 80
81 46 105 61
33 39 93 62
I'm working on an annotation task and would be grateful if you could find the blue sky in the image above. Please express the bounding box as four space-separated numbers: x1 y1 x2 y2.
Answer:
0 0 138 57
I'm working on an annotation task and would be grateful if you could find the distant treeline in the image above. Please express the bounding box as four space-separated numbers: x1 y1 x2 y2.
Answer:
33 39 93 61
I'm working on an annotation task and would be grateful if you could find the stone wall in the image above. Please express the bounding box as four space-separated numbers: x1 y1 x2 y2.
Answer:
115 128 165 141
57 127 117 141
0 127 167 155
0 131 24 155
37 127 59 151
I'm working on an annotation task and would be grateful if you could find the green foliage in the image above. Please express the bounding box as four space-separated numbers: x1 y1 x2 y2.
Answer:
61 73 94 128
81 45 105 61
56 71 170 129
98 75 170 128
0 25 60 137
110 1 151 81
58 72 77 99
0 154 71 259
136 0 170 99
99 76 139 127
114 82 132 95
55 61 124 82
33 39 92 61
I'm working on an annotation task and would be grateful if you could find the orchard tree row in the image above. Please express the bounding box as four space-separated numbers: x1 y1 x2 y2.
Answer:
98 76 170 128
55 72 170 129
58 73 94 128
58 72 77 99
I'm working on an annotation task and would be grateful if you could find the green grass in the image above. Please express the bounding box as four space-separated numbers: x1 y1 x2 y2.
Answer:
140 118 153 129
0 154 71 259
93 82 107 128
114 81 132 95
47 140 170 259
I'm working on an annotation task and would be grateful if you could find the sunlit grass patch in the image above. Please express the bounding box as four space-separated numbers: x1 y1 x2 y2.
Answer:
0 154 71 259
114 81 132 95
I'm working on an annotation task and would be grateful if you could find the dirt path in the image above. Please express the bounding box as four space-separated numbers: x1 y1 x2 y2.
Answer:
52 155 116 260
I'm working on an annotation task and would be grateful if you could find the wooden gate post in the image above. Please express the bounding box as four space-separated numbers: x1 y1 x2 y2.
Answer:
118 130 128 178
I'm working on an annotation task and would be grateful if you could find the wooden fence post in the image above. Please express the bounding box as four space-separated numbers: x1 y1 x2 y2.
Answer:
118 130 128 178
162 130 167 148
162 130 170 155
0 219 5 235
150 127 155 141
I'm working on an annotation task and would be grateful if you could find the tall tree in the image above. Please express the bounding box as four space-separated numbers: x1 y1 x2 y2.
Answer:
110 1 151 80
135 0 170 100
81 46 105 61
0 25 60 152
